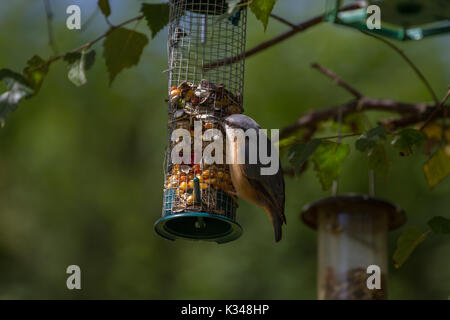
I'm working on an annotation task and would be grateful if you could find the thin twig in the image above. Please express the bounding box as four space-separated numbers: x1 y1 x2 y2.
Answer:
420 87 450 131
202 2 365 71
312 63 363 98
269 14 297 29
361 30 439 104
43 0 58 56
27 15 145 73
80 7 101 34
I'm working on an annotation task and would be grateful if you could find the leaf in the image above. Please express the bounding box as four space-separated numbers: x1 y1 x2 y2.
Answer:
0 69 33 126
141 3 170 39
103 28 149 86
423 123 443 140
250 0 277 31
428 216 450 234
422 123 450 143
393 226 430 268
64 50 96 87
423 146 450 188
355 125 387 152
368 143 390 178
23 55 49 94
288 139 321 175
98 0 111 18
343 113 366 133
311 141 350 191
392 128 426 156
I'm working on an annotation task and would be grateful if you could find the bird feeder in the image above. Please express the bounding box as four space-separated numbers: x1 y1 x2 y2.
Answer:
154 0 247 243
326 0 450 40
301 194 406 300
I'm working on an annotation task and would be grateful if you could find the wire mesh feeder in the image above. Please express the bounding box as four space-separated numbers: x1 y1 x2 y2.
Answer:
154 0 248 244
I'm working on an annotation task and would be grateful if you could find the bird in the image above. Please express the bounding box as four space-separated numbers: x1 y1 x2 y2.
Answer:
228 8 242 26
170 26 188 48
223 114 286 242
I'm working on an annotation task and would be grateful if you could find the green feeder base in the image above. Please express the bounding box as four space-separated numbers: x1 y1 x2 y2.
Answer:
154 212 242 244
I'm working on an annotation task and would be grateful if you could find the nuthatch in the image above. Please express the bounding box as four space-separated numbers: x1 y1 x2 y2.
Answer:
224 114 286 242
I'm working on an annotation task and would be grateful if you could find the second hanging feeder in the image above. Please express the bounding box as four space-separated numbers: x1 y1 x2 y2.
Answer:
154 0 248 244
301 194 406 300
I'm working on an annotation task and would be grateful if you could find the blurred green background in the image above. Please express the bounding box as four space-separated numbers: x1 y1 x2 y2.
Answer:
0 0 449 299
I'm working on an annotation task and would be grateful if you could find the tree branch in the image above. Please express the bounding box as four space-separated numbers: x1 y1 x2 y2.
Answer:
312 63 363 98
28 14 145 73
202 2 366 71
280 98 432 139
360 31 439 104
420 87 450 131
43 0 58 56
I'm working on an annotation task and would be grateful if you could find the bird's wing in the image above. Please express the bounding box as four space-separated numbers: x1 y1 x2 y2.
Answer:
241 133 286 224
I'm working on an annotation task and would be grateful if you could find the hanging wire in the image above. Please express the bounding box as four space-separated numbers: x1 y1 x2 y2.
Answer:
331 107 343 196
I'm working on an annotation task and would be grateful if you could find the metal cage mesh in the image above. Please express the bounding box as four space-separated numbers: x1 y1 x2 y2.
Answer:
161 0 247 222
168 0 247 96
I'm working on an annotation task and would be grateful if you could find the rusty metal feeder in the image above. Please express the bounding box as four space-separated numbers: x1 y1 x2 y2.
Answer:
302 194 406 300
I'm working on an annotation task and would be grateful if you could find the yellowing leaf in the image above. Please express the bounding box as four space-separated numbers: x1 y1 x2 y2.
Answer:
103 28 149 86
250 0 277 31
423 123 443 140
422 123 450 143
423 146 450 188
23 55 49 94
311 141 350 191
393 227 430 268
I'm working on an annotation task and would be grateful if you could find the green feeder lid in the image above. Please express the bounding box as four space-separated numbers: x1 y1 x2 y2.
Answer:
154 212 242 244
326 0 450 41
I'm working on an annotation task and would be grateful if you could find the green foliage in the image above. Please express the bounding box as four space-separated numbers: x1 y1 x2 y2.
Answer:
355 125 386 152
141 3 170 39
64 50 96 87
355 126 390 178
288 139 321 175
0 69 33 126
98 0 111 18
103 28 149 86
311 141 350 191
394 216 450 268
428 216 450 234
393 227 430 269
23 55 49 94
423 146 450 188
392 128 427 156
368 143 390 178
250 0 277 31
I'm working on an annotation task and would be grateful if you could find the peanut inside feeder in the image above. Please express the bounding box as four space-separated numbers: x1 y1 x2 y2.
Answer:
154 0 247 243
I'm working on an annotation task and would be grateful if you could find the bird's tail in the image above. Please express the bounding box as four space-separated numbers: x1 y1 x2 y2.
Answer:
263 205 285 243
